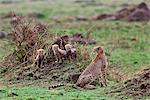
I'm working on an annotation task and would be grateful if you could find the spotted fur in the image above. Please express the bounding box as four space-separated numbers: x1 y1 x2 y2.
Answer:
76 46 108 88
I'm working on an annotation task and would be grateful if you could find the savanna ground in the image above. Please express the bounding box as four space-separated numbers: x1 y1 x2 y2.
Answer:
0 0 150 100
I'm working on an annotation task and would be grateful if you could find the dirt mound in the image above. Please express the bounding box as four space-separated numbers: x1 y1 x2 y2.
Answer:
109 68 150 99
0 17 93 87
70 33 96 45
92 14 116 20
127 8 150 21
0 45 87 87
50 2 150 22
118 2 150 21
94 2 150 21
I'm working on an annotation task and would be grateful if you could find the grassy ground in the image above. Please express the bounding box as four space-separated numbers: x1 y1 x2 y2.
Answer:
0 82 118 100
0 0 150 100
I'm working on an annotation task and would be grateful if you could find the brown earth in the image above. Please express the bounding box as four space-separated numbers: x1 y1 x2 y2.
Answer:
93 2 150 22
109 68 150 99
0 52 84 88
49 2 150 22
0 17 97 88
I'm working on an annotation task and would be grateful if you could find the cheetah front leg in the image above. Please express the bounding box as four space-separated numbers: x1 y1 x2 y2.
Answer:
98 71 107 87
98 76 103 87
54 54 59 63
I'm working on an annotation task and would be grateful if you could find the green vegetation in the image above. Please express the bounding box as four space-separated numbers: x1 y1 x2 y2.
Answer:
0 0 150 99
0 84 116 100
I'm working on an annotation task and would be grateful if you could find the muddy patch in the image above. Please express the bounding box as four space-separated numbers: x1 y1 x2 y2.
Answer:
94 2 150 21
109 68 150 99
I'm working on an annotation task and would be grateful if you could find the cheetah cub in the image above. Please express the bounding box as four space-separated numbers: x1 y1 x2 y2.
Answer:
52 44 67 63
34 49 45 67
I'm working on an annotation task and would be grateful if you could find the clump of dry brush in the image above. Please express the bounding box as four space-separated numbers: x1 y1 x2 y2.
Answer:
2 17 49 67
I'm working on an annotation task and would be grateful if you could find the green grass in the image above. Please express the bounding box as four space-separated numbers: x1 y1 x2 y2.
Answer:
0 0 150 99
0 81 124 100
